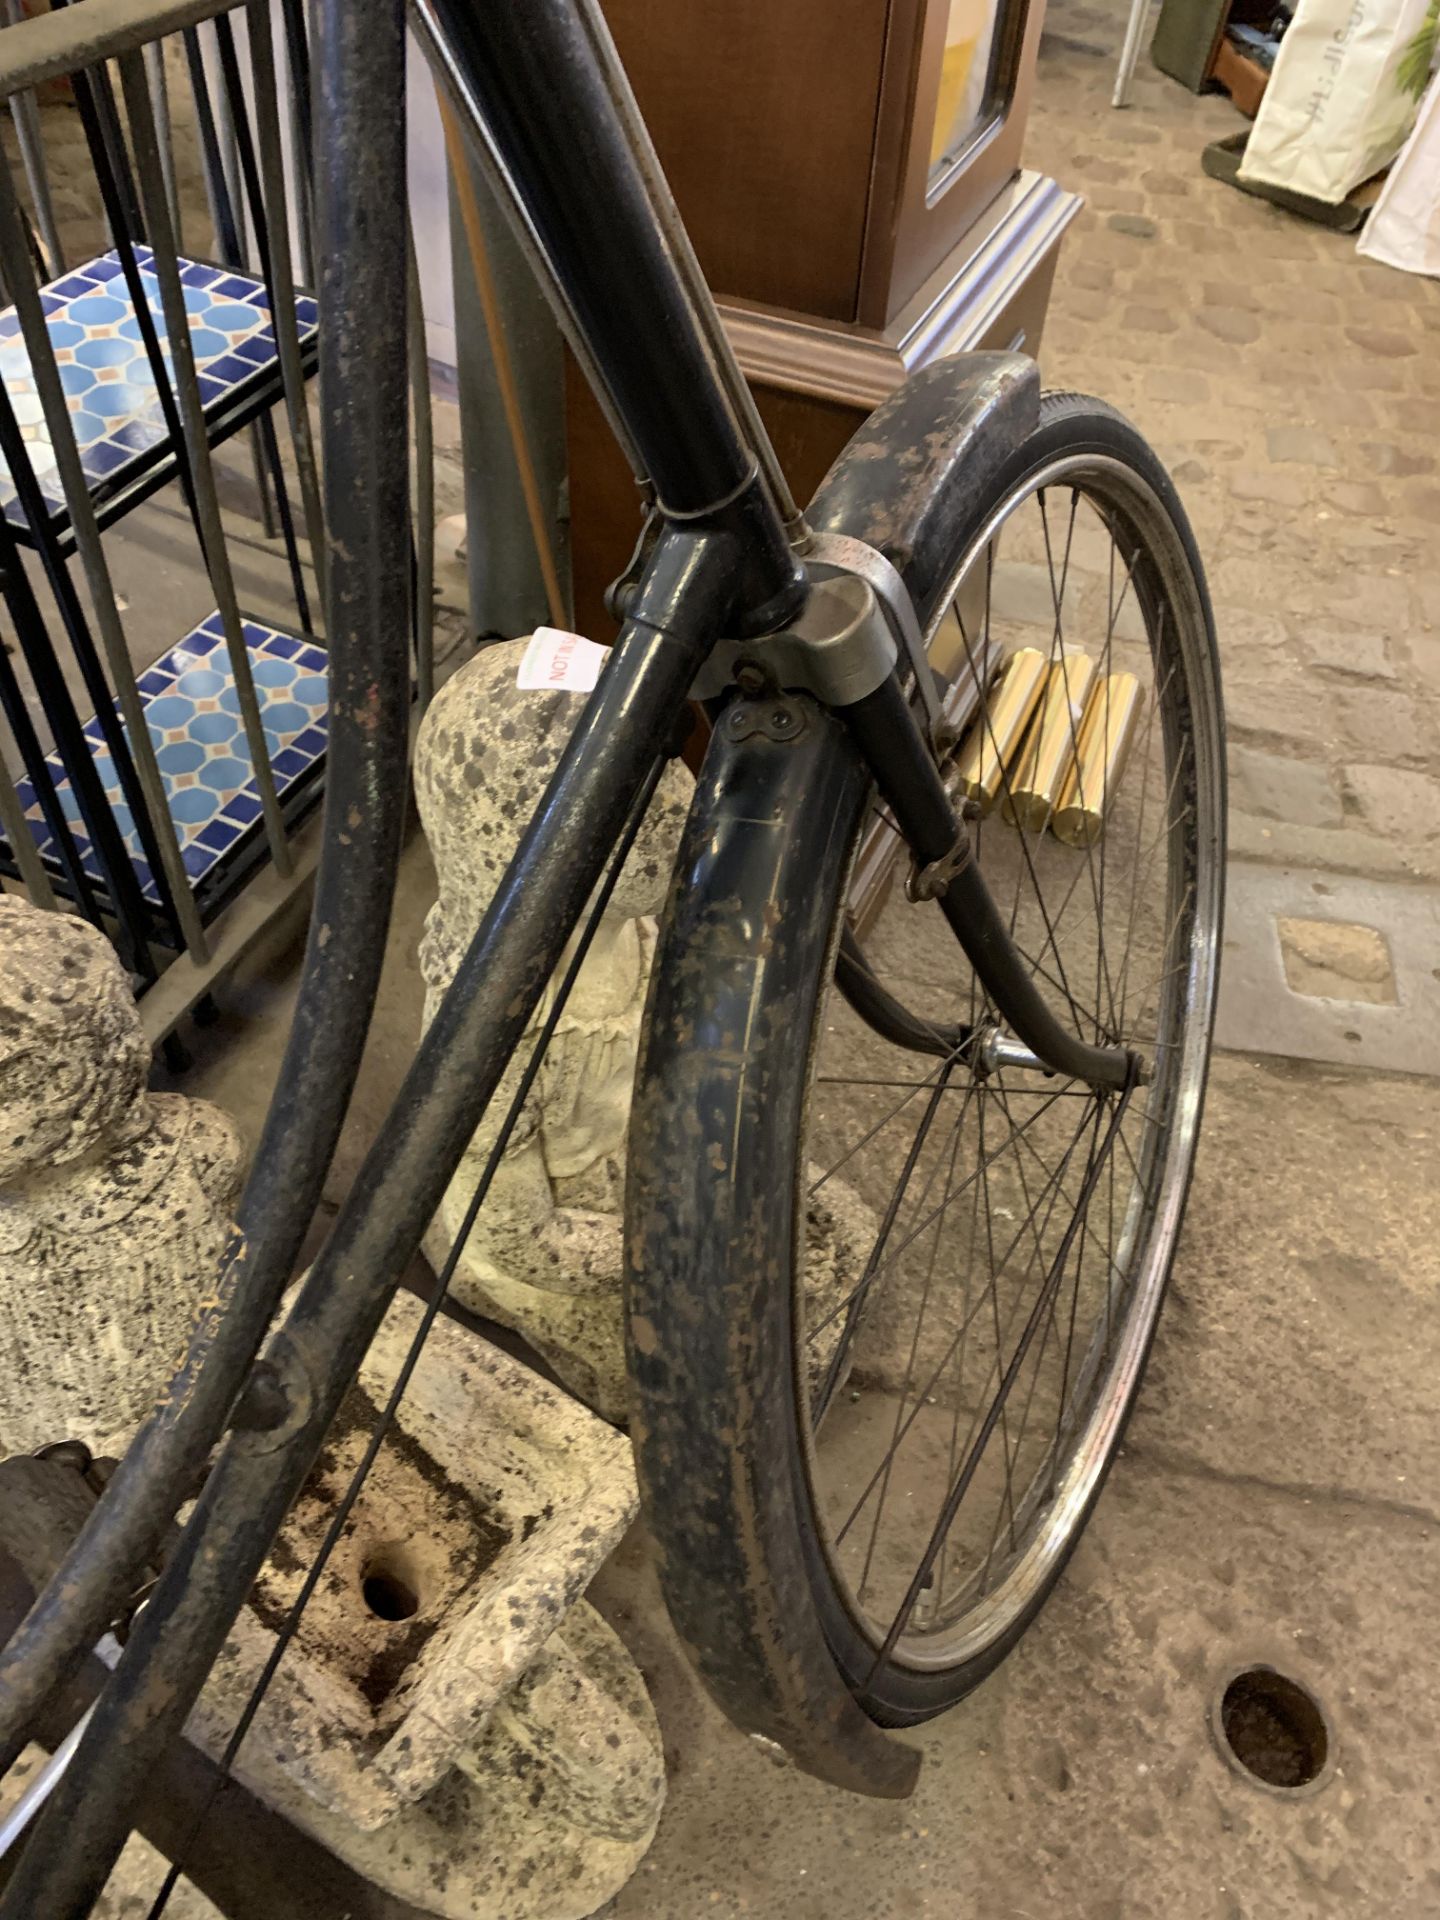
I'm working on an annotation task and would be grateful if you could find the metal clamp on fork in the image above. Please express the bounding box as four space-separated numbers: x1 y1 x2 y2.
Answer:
692 531 946 750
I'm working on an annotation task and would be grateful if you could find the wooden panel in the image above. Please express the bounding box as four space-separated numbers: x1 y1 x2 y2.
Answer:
870 0 1050 325
753 386 865 506
597 0 896 323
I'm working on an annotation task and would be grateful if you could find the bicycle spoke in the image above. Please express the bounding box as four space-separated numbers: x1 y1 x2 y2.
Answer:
807 1083 1076 1345
855 1100 970 1604
1111 655 1179 1022
987 1077 1133 1293
1042 493 1121 1035
809 1096 1065 1353
954 592 1092 1032
816 1063 965 1419
834 1103 1092 1549
868 1078 1134 1672
808 1033 969 1197
868 1097 1095 1603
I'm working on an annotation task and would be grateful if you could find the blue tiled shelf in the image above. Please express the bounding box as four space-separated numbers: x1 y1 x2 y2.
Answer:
0 246 318 538
4 610 328 916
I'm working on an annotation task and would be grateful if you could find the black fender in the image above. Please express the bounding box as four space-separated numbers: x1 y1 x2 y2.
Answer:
624 355 1041 1795
627 695 904 1793
808 350 1040 631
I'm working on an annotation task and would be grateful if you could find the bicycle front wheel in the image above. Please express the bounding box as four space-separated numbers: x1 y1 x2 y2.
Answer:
628 393 1225 1743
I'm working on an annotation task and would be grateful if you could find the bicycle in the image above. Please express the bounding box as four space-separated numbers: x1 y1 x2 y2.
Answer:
0 0 1224 1904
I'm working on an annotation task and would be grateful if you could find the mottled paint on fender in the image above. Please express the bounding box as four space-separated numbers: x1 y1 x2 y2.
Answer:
809 351 1040 631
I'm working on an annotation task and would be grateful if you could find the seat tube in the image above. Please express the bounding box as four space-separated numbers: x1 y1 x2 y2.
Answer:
417 0 788 530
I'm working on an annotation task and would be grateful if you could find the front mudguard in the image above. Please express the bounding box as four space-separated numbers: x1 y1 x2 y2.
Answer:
625 354 1041 1798
808 350 1039 631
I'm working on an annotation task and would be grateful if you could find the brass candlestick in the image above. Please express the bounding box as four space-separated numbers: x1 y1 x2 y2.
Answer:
951 647 1049 817
1052 672 1144 848
1002 652 1098 834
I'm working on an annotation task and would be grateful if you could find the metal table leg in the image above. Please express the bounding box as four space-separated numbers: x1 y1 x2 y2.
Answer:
1113 0 1150 106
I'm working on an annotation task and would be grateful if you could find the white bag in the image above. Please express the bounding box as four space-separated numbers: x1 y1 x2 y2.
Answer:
1357 70 1440 274
1240 0 1433 204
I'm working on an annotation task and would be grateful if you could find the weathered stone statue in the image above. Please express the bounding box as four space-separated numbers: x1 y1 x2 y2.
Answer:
0 895 243 1456
413 641 692 1421
414 640 878 1423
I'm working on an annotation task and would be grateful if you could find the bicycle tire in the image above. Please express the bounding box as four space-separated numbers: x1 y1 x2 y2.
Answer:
626 392 1225 1739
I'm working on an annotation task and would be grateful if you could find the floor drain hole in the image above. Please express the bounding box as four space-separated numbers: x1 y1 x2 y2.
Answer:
361 1558 420 1622
1219 1667 1329 1790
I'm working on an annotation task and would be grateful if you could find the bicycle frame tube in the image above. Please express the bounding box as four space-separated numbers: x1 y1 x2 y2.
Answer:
0 2 814 1906
417 0 798 535
411 0 803 536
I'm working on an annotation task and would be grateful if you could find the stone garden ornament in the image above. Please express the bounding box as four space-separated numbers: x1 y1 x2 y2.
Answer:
415 639 878 1422
0 895 244 1457
0 893 666 1916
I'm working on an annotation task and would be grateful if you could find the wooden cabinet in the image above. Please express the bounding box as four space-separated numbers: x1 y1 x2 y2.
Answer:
569 0 1077 633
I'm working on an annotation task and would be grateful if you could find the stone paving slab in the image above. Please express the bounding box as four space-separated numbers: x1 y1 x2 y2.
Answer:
1140 1051 1440 1509
1025 5 1440 925
1217 863 1440 1075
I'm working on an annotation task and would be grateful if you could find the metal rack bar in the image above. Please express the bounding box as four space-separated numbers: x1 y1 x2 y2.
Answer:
117 46 294 877
234 0 328 614
0 137 206 957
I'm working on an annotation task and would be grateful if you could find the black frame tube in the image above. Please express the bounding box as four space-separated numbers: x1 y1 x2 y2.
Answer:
0 1552 443 1920
424 0 767 522
0 0 413 1804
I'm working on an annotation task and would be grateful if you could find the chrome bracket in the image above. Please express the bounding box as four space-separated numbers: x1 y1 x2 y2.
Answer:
692 569 896 708
804 531 945 744
691 532 944 751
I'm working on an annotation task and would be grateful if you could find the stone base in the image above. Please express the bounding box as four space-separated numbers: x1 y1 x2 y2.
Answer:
185 1294 665 1915
224 1602 663 1920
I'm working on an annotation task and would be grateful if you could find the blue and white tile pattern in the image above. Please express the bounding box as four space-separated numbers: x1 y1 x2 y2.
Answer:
0 245 318 530
8 611 328 908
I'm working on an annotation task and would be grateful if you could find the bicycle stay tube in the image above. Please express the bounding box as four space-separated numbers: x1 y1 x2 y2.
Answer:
0 0 805 1910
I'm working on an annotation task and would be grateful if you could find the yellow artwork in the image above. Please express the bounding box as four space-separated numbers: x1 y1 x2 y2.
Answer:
929 0 1000 170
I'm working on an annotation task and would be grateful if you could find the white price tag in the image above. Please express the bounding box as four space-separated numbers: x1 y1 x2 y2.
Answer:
515 627 609 694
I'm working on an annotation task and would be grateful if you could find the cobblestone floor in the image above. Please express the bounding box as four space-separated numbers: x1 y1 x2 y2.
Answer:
1026 3 1440 892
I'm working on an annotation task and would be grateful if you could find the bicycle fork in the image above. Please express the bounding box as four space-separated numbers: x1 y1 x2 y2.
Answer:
695 542 1138 1093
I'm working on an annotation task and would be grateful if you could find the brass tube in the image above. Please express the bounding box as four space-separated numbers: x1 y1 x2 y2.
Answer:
1002 652 1098 833
1052 672 1143 848
952 647 1048 817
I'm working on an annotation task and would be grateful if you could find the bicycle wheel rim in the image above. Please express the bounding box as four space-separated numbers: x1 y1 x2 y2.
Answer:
798 418 1224 1698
